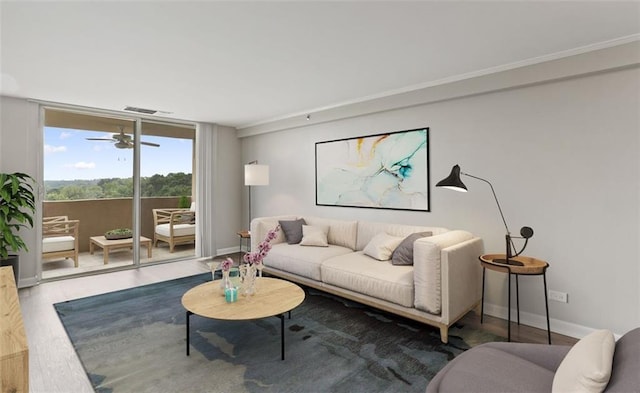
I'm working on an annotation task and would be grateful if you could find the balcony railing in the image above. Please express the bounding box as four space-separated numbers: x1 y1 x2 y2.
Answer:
42 197 196 279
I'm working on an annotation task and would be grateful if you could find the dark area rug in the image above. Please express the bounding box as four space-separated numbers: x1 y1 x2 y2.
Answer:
54 273 502 393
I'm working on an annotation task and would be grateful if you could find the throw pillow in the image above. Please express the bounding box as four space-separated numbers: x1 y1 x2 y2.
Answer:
363 232 404 261
279 218 306 244
299 225 329 247
552 329 616 393
391 231 433 265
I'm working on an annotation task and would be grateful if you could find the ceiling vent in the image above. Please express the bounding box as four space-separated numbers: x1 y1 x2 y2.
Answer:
124 106 158 115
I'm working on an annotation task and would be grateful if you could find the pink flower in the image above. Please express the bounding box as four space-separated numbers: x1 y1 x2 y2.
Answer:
266 225 280 241
258 241 272 253
218 257 233 272
242 225 279 266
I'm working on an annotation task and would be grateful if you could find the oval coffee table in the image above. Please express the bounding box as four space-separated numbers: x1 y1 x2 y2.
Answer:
182 277 305 360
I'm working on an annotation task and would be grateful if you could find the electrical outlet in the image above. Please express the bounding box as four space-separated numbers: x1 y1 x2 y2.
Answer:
549 290 568 303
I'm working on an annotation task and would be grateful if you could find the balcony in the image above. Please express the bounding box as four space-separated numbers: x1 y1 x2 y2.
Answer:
42 197 196 280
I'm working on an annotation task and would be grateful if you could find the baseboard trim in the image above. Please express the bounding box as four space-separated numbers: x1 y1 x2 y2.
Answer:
482 302 619 340
18 275 38 289
216 246 239 257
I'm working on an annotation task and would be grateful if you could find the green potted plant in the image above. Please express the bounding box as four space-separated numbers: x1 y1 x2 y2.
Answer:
178 195 191 209
0 172 36 284
105 228 133 240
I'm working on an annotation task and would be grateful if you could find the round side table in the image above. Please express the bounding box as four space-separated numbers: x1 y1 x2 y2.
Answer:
479 254 551 344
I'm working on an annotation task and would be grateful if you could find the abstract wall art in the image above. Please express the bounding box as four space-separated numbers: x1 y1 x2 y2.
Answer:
316 128 430 211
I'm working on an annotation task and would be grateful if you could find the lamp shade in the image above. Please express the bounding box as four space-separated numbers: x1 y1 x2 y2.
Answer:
435 165 467 192
244 164 269 186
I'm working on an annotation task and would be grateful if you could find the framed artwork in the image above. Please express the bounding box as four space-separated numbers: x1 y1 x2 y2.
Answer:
315 127 430 211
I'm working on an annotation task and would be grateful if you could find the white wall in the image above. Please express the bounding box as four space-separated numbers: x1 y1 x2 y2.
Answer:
214 125 244 254
0 97 41 285
242 55 640 337
0 96 243 286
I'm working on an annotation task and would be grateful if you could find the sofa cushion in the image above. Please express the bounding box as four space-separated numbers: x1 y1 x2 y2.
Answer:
43 236 75 253
391 231 432 265
304 216 357 250
279 218 306 244
155 223 195 237
300 225 329 247
356 221 448 251
362 232 403 261
605 327 640 392
321 251 414 307
251 215 297 246
263 243 352 281
552 329 615 393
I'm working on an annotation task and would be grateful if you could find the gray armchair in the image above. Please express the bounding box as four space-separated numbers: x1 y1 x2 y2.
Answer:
427 327 639 393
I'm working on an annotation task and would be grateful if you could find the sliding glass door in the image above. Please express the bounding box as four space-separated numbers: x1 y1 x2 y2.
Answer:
42 108 195 280
140 120 196 263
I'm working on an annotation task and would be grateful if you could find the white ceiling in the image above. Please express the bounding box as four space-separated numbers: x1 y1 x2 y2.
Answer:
1 1 639 129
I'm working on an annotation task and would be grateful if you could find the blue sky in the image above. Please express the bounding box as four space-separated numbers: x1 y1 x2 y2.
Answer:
44 127 193 180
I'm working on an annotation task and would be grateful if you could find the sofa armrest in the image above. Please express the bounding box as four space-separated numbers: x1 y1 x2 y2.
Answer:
440 236 484 324
413 230 483 319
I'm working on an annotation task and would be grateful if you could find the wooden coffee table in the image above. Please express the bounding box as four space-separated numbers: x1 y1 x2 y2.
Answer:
89 235 152 264
181 277 305 360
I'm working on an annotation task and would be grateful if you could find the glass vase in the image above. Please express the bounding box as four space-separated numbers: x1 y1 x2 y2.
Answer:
240 264 257 296
219 270 233 296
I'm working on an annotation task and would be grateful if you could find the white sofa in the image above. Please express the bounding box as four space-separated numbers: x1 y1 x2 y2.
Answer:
251 215 484 343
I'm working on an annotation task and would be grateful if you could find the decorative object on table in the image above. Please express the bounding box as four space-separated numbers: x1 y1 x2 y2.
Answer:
316 127 430 211
436 164 534 266
239 263 257 296
104 228 133 240
216 257 235 295
244 160 269 228
224 286 238 303
0 172 36 284
241 225 280 296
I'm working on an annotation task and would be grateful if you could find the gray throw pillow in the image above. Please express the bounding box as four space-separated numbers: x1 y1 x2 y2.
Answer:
279 218 306 244
391 231 432 265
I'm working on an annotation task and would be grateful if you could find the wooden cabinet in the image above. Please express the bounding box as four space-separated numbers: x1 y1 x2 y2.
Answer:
0 266 29 393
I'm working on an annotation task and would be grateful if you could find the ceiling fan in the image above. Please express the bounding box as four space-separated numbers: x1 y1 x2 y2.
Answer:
86 126 160 149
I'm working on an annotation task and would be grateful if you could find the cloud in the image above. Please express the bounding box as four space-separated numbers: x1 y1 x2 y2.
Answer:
59 132 73 140
44 144 67 154
65 161 96 170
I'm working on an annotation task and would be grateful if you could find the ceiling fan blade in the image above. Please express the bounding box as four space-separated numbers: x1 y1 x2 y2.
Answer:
140 141 160 147
86 138 115 141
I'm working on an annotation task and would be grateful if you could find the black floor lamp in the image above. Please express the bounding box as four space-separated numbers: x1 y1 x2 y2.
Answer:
436 164 533 265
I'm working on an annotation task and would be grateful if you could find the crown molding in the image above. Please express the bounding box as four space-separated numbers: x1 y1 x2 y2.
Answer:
238 35 640 137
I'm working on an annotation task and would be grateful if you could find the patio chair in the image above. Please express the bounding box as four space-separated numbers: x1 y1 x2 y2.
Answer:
152 208 195 252
42 216 80 267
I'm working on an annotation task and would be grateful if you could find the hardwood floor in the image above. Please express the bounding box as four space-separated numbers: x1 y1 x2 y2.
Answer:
18 256 576 393
19 257 213 393
459 311 577 346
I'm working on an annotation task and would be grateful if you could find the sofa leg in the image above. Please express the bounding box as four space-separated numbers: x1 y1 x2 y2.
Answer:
440 327 449 344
